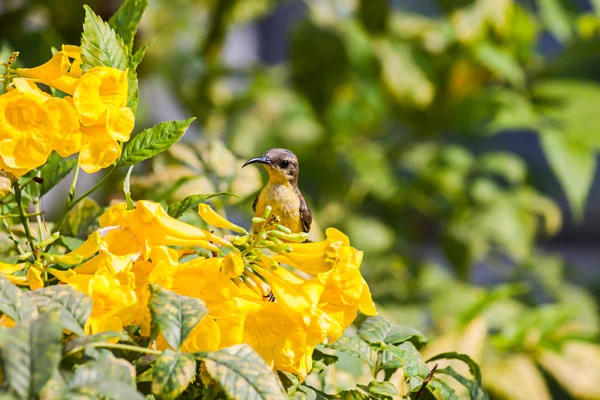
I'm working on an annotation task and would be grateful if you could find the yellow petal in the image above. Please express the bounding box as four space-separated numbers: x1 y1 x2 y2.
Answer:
0 262 28 275
26 267 44 290
48 268 76 283
17 51 70 81
106 105 134 142
44 97 82 157
78 133 121 173
73 67 128 125
198 203 248 234
222 252 244 278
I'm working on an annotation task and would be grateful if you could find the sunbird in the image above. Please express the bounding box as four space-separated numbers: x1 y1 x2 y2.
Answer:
242 148 312 235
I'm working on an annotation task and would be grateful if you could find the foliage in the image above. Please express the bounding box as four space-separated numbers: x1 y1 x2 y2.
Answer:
2 0 600 399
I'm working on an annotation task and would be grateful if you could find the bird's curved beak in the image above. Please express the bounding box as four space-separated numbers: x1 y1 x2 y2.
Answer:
242 156 272 168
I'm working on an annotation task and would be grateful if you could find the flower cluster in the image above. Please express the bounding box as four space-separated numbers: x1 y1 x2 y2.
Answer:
49 200 376 379
0 46 134 176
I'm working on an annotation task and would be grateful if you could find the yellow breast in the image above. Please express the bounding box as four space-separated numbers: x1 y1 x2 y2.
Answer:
254 182 302 233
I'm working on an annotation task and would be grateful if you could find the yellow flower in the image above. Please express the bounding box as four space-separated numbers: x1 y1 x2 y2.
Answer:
26 266 44 290
17 45 83 95
0 79 78 176
69 67 134 173
222 252 245 278
198 203 248 234
17 51 71 83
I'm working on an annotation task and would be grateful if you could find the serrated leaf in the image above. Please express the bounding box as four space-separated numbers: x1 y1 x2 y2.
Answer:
148 284 208 349
426 352 482 385
127 66 139 113
0 273 37 323
131 43 149 70
108 0 148 50
0 310 63 400
167 192 239 218
27 285 92 337
120 119 195 167
196 344 286 400
436 366 489 400
358 316 427 348
38 152 77 198
152 350 196 400
81 5 129 70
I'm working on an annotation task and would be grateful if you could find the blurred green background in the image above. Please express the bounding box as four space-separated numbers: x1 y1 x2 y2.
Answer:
2 0 600 398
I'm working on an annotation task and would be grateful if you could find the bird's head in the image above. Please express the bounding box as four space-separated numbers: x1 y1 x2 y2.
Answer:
242 148 299 184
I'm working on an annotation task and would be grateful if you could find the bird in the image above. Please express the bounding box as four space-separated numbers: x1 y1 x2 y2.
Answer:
242 148 312 235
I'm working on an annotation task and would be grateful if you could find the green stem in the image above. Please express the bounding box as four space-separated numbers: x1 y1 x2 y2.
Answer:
68 165 80 204
0 212 44 220
33 171 44 242
2 218 24 255
64 341 162 359
12 181 36 254
52 165 116 235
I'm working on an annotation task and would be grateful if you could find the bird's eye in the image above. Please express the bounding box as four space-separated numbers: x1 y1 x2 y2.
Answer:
280 160 290 168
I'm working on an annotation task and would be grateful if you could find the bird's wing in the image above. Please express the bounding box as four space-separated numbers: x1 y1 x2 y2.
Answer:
299 196 312 233
252 193 259 213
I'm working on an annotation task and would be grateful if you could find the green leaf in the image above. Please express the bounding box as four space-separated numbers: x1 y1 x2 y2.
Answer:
538 0 573 43
367 381 398 397
61 236 85 251
27 285 92 337
124 165 135 210
131 43 149 70
474 41 525 88
326 335 372 367
426 352 482 385
68 349 143 400
384 342 430 383
152 350 196 400
38 152 77 198
64 197 102 239
436 366 489 400
358 316 427 348
428 379 458 400
148 283 208 349
0 310 63 400
196 344 286 400
539 132 596 221
0 274 37 323
81 5 129 70
166 192 240 218
277 371 300 397
127 66 140 113
120 119 195 167
108 0 148 49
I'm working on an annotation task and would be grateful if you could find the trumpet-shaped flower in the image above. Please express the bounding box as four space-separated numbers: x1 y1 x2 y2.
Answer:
53 200 376 380
16 49 135 174
0 79 78 176
17 45 83 95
